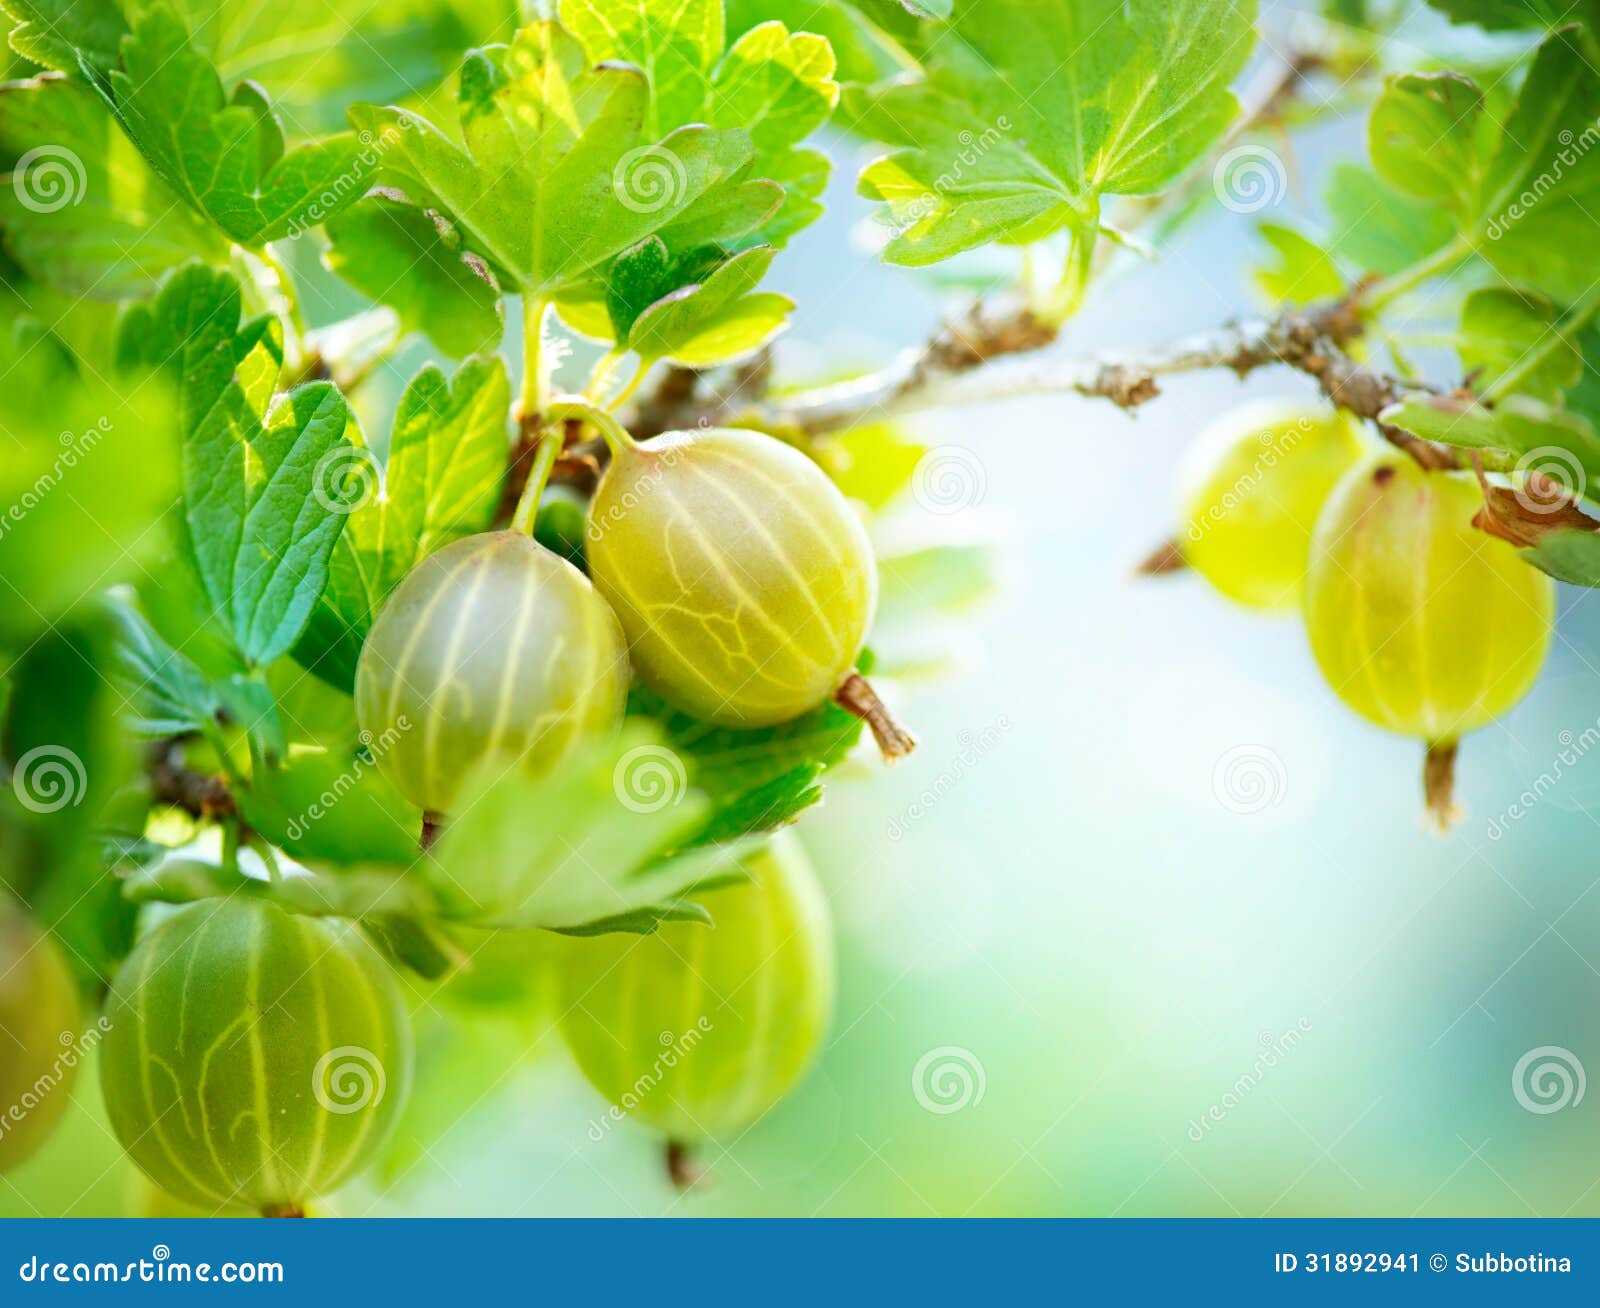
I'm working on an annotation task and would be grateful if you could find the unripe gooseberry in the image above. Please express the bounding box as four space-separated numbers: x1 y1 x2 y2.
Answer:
1304 456 1555 826
1176 400 1364 610
0 901 82 1171
354 531 629 814
556 833 834 1159
586 425 876 727
99 897 412 1214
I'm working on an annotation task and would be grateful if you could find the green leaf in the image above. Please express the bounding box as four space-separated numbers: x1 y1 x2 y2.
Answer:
848 0 1257 264
90 4 379 247
323 192 504 359
424 722 751 930
1567 322 1600 428
104 592 218 737
296 355 511 691
627 244 792 364
1424 0 1600 35
726 0 898 83
0 0 125 74
1381 393 1600 483
1522 528 1600 586
120 264 356 668
353 22 756 301
1458 287 1582 402
1252 223 1346 307
1369 71 1490 218
0 73 227 298
1325 162 1454 276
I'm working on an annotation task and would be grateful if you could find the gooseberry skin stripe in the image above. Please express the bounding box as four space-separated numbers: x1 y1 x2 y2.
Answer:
100 898 413 1211
588 427 877 727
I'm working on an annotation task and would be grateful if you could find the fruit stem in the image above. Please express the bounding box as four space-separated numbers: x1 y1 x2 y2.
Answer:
509 429 563 536
521 296 553 419
834 672 917 762
665 1139 706 1191
1423 740 1461 833
1134 538 1189 577
545 397 637 458
261 1202 306 1218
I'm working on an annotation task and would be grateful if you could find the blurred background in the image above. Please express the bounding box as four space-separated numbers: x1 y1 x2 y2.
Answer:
8 0 1600 1219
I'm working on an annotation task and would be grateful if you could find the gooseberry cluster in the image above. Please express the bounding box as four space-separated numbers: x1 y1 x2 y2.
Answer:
1166 404 1555 825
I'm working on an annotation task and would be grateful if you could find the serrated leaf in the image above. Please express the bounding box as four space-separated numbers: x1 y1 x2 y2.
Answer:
847 0 1256 265
90 4 379 247
323 193 504 359
628 244 792 364
0 73 227 298
353 22 755 301
295 355 511 691
1458 287 1581 402
1253 223 1346 307
104 592 218 736
424 722 750 930
120 264 355 667
1369 71 1490 218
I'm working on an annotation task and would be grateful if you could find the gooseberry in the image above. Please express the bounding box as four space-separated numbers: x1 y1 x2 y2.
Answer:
1176 400 1365 611
556 833 834 1175
99 897 413 1214
0 901 82 1171
585 421 877 728
354 531 629 815
1303 456 1555 826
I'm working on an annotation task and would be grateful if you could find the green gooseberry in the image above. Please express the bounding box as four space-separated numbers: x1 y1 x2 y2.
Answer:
99 897 412 1214
586 424 877 727
1177 400 1365 611
1304 456 1555 825
354 531 629 815
557 833 834 1153
0 901 82 1171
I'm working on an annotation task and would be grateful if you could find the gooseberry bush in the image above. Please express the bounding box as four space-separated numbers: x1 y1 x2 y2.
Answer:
0 0 1597 1214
